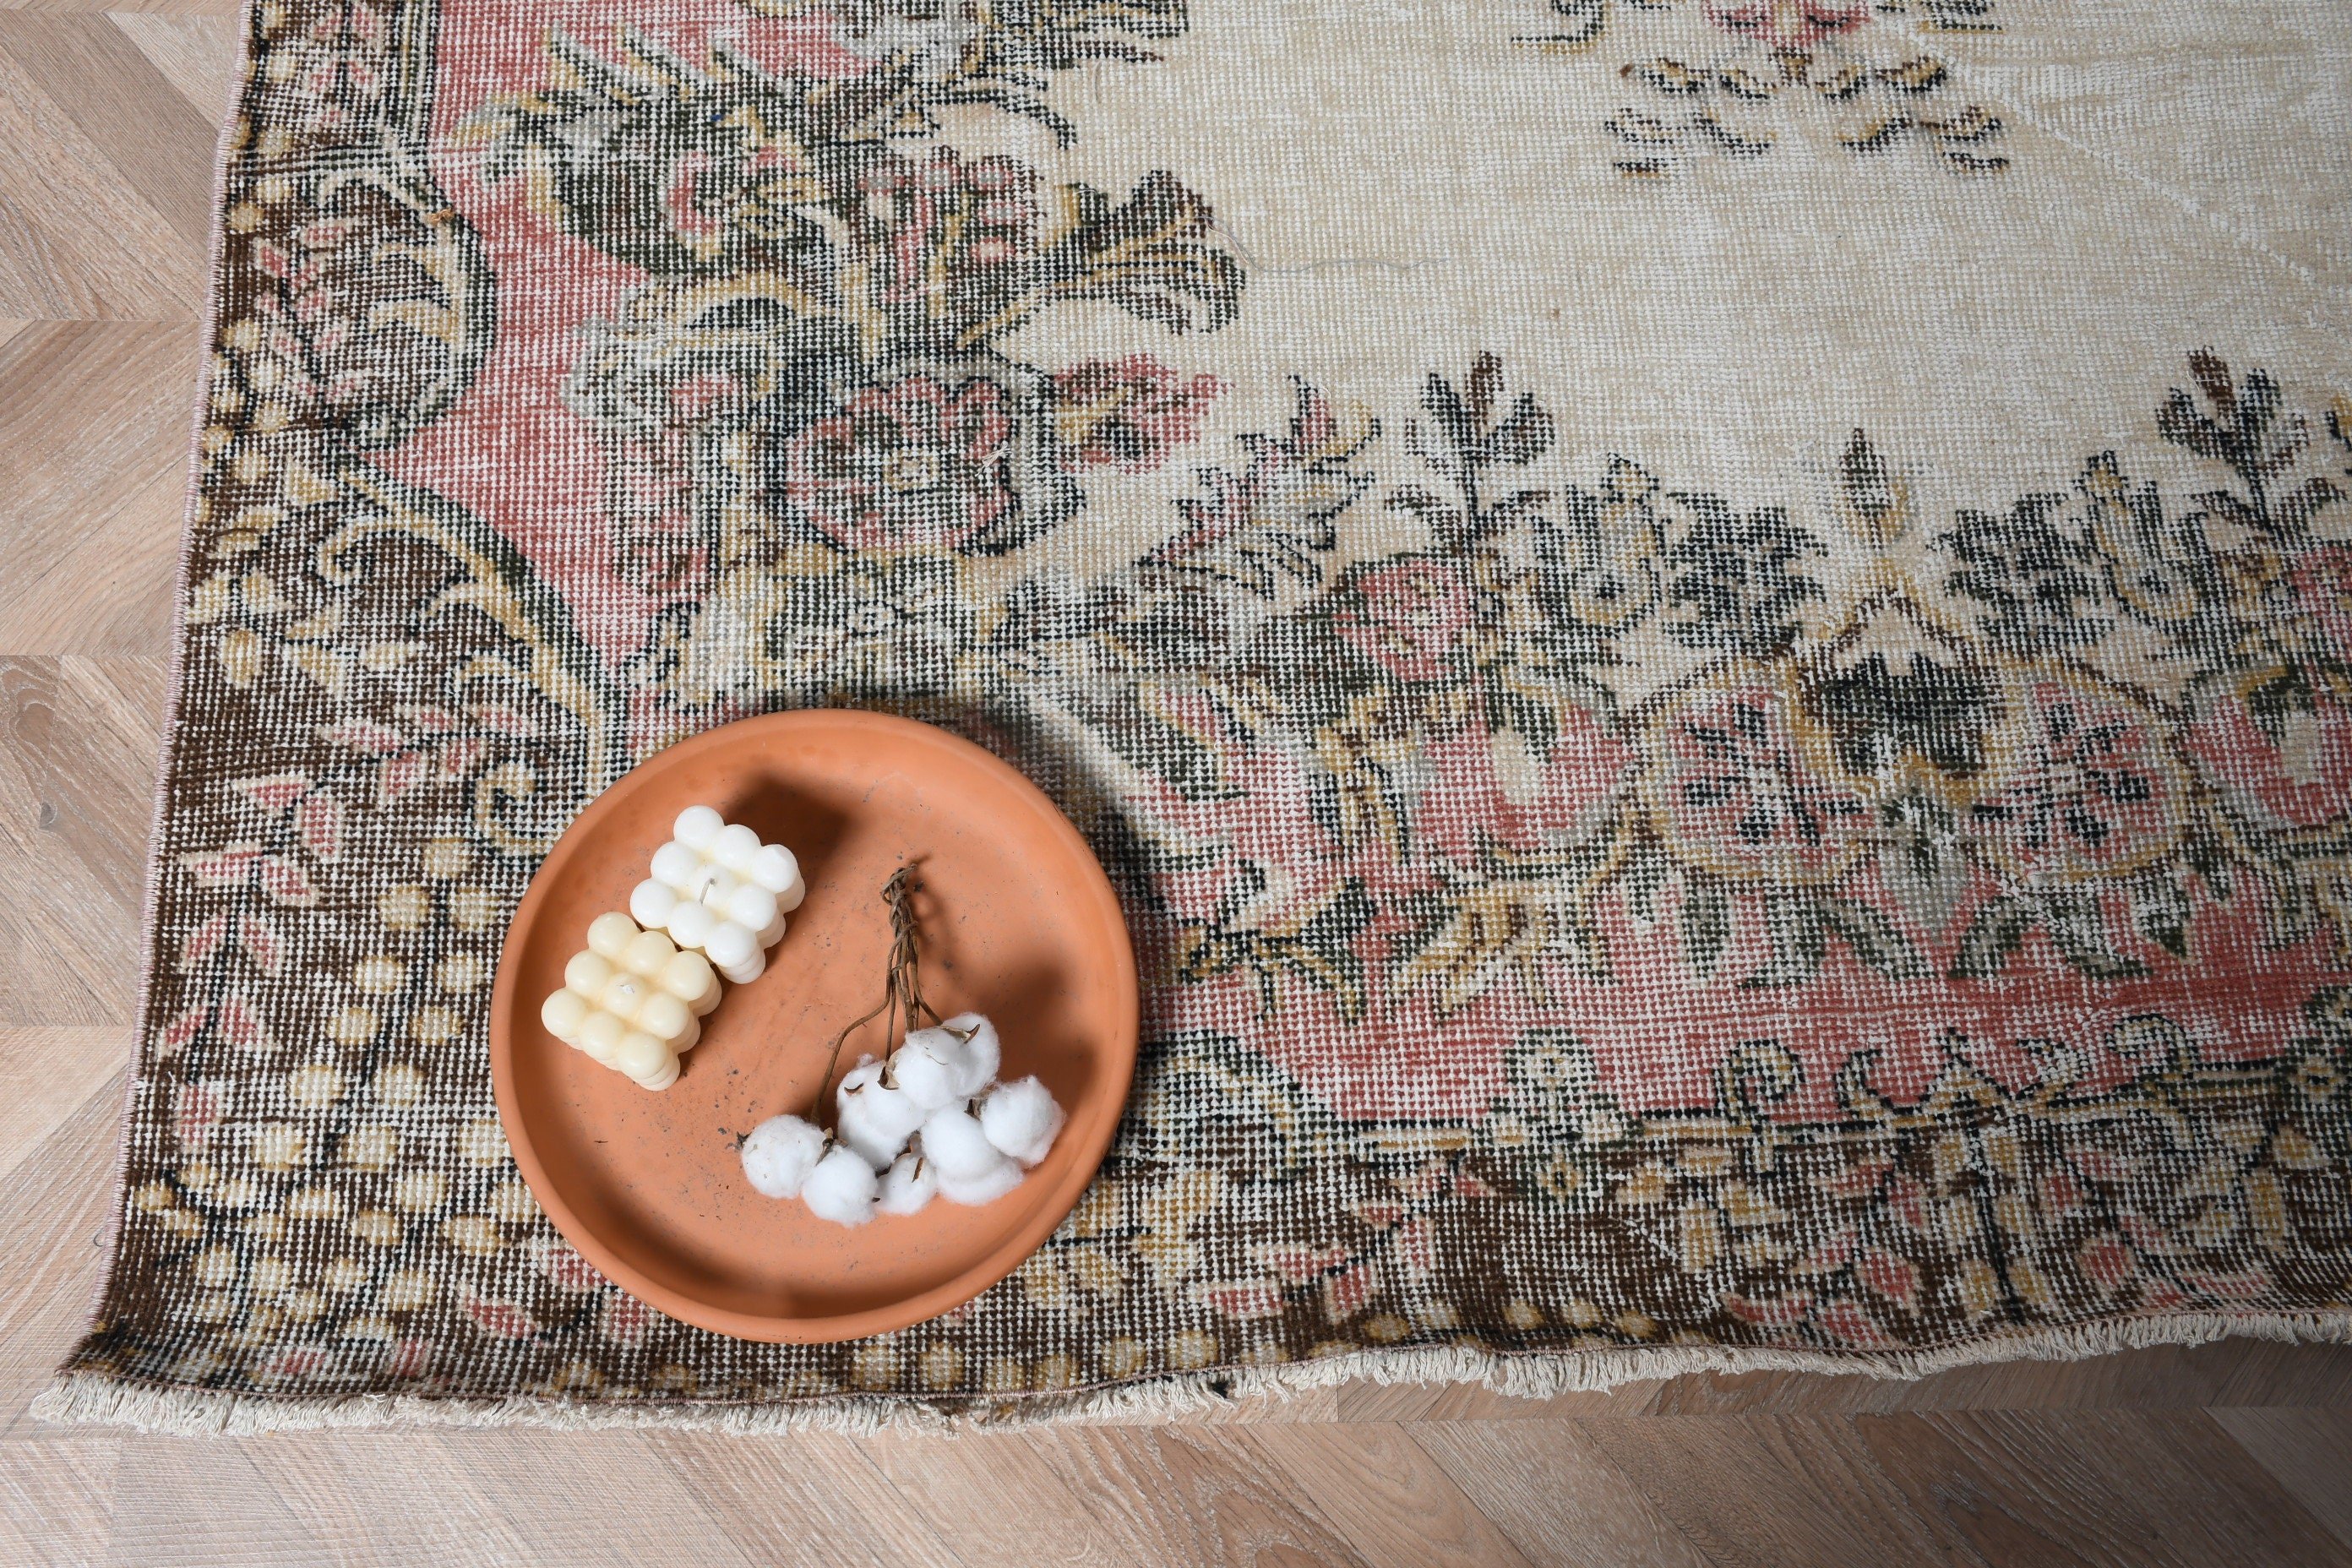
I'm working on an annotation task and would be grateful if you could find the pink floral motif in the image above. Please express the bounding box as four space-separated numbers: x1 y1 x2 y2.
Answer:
258 1345 335 1382
1703 0 1872 51
599 1291 656 1346
2188 676 2352 841
781 374 1017 553
1643 675 1871 883
859 150 1037 288
528 1236 605 1293
2286 542 2352 657
1052 356 1225 473
462 1293 540 1340
173 1082 227 1152
1413 713 1635 860
1969 673 2184 882
1333 557 1477 682
384 1337 436 1380
1143 694 1386 934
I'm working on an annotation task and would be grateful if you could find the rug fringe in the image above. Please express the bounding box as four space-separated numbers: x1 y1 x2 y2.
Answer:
34 1309 2352 1437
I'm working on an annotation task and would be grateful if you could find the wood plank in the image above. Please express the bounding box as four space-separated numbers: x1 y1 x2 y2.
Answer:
0 0 244 14
0 461 188 657
1335 1376 1662 1423
2213 1408 2352 1554
1239 1423 1540 1568
1024 1427 1375 1568
859 1429 1182 1567
0 322 200 656
1560 1416 1977 1567
0 656 167 911
0 1070 124 1437
0 1029 130 1185
105 14 238 120
643 1430 969 1568
211 1429 772 1568
1855 1410 2352 1568
0 38 198 318
0 657 167 1025
0 1435 118 1566
0 15 220 248
101 1440 341 1567
1089 1383 1345 1425
215 1431 557 1568
1409 1421 1720 1568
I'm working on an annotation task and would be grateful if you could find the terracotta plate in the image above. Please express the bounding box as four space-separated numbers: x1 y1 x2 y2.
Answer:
489 710 1139 1343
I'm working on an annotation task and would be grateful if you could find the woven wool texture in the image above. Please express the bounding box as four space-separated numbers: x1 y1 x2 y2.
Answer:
48 0 2352 1426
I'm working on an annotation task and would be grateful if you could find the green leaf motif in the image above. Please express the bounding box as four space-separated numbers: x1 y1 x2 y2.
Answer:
1682 880 1732 977
1813 895 1931 980
1950 895 2036 980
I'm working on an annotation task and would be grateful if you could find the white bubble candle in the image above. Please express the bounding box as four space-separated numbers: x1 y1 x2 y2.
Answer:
629 806 805 984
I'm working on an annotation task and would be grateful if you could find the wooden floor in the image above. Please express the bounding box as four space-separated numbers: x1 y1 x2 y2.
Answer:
3 6 2352 1564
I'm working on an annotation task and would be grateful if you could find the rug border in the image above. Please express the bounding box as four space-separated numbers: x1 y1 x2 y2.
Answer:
35 1309 2352 1436
62 6 259 1353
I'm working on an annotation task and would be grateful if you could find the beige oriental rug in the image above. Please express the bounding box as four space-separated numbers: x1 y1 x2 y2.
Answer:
40 0 2352 1432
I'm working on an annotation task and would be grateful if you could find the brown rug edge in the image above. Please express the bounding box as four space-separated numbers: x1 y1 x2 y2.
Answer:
35 1309 2352 1437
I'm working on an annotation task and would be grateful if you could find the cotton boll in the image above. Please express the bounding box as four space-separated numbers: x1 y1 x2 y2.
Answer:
838 1060 925 1168
672 805 724 849
939 1012 1000 1098
939 1159 1023 1206
878 1152 939 1215
740 1115 825 1200
839 1088 918 1169
920 1106 1004 1181
890 1032 964 1109
978 1076 1065 1168
628 879 678 931
802 1146 879 1226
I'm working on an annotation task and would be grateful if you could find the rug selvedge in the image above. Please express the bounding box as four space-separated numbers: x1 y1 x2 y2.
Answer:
54 0 2352 1415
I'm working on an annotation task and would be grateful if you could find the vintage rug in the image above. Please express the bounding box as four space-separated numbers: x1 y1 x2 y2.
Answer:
43 0 2352 1430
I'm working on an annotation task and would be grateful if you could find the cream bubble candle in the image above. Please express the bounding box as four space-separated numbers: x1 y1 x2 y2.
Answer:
629 806 805 984
540 912 720 1091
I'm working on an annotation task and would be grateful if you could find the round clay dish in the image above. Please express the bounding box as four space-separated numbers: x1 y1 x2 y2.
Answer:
488 710 1138 1343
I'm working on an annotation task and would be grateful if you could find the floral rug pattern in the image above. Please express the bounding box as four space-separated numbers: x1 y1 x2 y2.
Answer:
55 0 2352 1418
1519 0 2010 176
